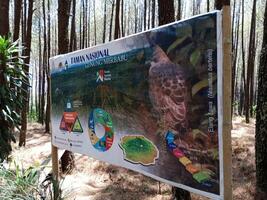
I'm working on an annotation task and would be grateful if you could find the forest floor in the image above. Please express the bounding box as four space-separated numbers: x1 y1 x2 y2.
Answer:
11 116 256 200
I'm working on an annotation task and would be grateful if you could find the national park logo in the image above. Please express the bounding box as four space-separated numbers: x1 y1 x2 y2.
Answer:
96 69 111 83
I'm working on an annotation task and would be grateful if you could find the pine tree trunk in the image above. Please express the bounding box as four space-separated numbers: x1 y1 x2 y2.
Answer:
144 0 147 30
121 0 124 36
13 0 22 41
58 0 71 54
38 17 42 123
215 0 230 10
151 0 155 28
109 0 115 41
94 0 97 45
247 0 256 118
158 0 174 26
70 0 77 51
42 0 48 127
58 0 75 173
45 0 51 133
114 0 121 39
241 0 247 118
231 1 240 115
256 1 267 199
177 0 181 20
134 0 138 32
157 0 190 198
19 0 34 147
103 0 107 43
0 0 9 37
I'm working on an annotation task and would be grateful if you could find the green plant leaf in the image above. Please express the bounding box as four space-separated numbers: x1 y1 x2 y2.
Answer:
167 35 188 55
190 49 201 66
192 79 209 96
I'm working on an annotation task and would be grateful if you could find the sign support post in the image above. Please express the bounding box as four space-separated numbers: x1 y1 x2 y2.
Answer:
50 72 59 180
222 5 232 200
51 144 59 180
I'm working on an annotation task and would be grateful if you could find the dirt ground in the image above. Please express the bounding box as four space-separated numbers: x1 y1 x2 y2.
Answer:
11 116 256 200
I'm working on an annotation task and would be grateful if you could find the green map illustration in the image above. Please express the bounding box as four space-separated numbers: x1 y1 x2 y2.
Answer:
120 135 159 165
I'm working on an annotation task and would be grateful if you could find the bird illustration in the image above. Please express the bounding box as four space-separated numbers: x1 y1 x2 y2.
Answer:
149 45 188 139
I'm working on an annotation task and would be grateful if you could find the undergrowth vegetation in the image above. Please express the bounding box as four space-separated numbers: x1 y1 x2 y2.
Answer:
0 162 65 200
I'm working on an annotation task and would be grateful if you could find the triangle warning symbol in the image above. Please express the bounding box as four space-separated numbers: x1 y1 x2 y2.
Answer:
72 118 83 133
59 116 68 131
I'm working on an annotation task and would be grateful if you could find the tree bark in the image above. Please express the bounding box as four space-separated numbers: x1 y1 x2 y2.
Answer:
93 0 97 45
256 1 267 199
13 0 22 41
157 0 190 198
0 0 9 37
38 17 42 123
247 0 256 119
19 0 34 147
70 0 77 51
144 0 147 30
158 0 174 26
241 0 246 117
109 0 115 41
45 0 52 133
58 0 71 54
114 0 121 39
177 0 181 20
151 0 155 28
231 0 240 115
58 0 75 173
103 0 107 43
134 0 138 32
121 0 124 36
215 0 230 10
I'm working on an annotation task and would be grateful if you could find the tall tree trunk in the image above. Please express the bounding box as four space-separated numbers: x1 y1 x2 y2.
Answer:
151 0 155 28
158 0 174 26
256 1 267 198
88 0 91 47
58 0 75 173
13 0 22 41
158 0 190 199
207 0 210 12
231 1 240 115
82 0 85 49
84 0 88 47
134 0 138 32
114 0 121 39
42 0 47 127
38 17 42 123
109 0 115 41
148 0 151 29
247 0 256 119
121 0 125 36
144 0 147 30
70 0 77 51
19 0 34 147
0 0 9 37
241 0 246 117
215 0 230 10
45 0 52 133
177 0 181 20
58 0 71 54
103 0 107 43
79 1 82 49
94 0 97 45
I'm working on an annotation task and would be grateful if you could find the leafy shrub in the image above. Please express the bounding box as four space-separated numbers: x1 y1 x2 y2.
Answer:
0 162 66 200
0 162 39 199
0 36 27 161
